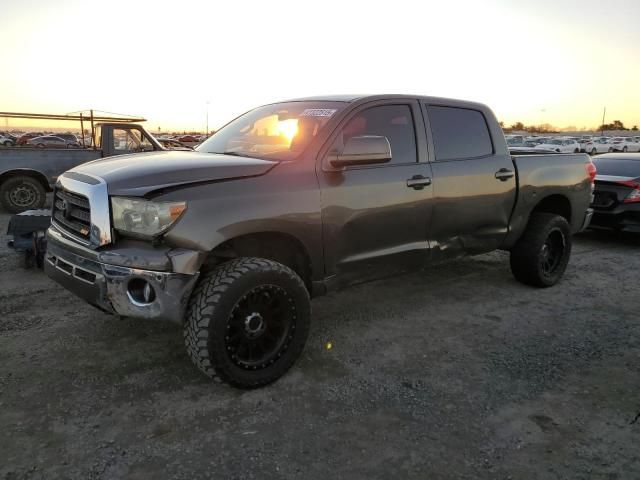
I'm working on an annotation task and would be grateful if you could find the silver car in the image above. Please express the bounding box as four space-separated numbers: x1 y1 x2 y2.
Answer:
26 136 69 148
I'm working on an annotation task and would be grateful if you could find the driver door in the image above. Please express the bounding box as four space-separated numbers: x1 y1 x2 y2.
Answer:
317 100 433 286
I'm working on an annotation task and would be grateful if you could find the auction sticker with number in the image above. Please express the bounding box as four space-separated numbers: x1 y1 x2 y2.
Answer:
300 109 337 117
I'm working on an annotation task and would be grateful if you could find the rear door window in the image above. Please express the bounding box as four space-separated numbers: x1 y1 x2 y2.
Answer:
427 106 493 161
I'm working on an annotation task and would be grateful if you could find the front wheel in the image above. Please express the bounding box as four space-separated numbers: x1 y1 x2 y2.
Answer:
184 257 311 389
0 175 47 213
510 213 572 287
574 148 579 153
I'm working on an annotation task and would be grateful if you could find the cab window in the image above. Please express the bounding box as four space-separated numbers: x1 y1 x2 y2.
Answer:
428 106 493 160
331 105 417 165
112 128 153 152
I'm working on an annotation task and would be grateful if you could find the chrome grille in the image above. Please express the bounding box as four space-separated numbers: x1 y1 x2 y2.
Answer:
52 187 92 241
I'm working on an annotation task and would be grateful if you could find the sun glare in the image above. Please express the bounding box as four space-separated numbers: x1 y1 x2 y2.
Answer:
277 119 298 143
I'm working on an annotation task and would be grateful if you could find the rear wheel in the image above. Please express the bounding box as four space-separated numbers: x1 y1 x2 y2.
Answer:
590 148 597 155
0 175 47 213
510 213 572 287
623 146 628 152
574 148 579 153
184 257 311 389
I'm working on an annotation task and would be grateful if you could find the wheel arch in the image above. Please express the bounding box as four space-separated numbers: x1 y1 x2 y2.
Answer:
530 194 572 223
201 231 314 294
0 169 52 192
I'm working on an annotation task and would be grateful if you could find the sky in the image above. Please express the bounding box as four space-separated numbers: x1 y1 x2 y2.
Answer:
0 0 639 133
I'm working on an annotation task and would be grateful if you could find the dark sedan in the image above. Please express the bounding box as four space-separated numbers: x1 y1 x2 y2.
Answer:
590 153 640 232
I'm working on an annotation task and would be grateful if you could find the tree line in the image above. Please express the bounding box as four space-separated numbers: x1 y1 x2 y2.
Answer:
501 120 638 133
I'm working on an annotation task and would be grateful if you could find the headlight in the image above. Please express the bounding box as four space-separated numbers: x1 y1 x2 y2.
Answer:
111 197 186 239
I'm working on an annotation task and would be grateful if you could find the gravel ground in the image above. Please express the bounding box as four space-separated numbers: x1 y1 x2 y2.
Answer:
1 209 639 479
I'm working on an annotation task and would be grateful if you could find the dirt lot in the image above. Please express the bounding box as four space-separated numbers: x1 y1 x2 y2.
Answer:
1 210 639 480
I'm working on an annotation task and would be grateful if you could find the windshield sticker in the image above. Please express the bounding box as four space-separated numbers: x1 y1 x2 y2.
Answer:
300 108 337 117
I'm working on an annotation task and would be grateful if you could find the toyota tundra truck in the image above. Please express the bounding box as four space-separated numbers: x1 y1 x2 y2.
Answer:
44 95 595 388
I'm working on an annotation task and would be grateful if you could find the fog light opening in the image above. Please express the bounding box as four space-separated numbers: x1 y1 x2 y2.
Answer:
128 278 156 305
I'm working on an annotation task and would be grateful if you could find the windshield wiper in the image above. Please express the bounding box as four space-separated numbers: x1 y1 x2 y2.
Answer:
218 151 255 158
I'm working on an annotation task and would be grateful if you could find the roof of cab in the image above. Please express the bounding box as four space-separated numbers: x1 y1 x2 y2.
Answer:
281 94 490 110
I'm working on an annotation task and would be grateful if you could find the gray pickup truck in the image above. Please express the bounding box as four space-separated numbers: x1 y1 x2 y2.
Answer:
0 123 162 212
44 94 595 388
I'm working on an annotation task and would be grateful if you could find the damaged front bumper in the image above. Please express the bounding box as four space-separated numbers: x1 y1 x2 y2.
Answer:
44 226 200 323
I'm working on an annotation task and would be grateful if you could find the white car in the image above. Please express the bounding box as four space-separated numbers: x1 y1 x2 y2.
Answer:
534 138 580 153
608 137 640 152
583 137 612 155
0 134 14 146
505 134 525 147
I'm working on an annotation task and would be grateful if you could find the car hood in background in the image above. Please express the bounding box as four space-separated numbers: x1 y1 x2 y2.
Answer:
67 151 278 196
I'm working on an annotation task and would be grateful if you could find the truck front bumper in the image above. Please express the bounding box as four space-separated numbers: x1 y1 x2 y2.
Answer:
44 229 199 323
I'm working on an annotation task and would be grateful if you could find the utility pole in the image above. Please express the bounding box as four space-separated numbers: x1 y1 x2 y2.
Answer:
601 107 606 135
205 101 210 136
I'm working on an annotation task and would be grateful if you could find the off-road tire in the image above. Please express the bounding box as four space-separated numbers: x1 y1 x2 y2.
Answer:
184 257 311 389
0 175 46 213
510 213 572 288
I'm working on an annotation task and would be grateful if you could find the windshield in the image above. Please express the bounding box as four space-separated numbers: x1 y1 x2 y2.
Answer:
197 101 346 160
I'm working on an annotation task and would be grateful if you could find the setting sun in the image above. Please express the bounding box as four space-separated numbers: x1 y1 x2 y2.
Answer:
277 119 299 143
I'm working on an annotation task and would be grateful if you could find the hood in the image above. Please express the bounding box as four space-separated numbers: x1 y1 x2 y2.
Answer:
68 151 278 196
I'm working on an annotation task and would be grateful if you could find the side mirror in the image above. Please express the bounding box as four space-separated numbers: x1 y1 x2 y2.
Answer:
329 135 392 168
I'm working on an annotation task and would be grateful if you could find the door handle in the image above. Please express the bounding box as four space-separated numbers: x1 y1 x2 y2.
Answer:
495 168 515 181
406 175 432 190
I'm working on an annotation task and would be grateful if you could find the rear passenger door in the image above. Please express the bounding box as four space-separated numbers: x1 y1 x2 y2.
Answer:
318 99 433 286
423 104 516 260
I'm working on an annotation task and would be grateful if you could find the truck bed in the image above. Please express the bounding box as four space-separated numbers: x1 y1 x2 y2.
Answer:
505 153 593 246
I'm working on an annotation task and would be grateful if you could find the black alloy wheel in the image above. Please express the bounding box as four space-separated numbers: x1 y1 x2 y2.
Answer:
225 284 296 370
539 228 566 278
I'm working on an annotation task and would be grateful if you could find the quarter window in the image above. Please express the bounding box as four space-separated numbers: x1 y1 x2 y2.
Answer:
332 105 417 165
427 106 493 160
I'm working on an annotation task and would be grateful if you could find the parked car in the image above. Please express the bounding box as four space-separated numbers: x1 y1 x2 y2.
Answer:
178 135 199 143
16 132 44 145
156 138 193 150
0 123 162 212
505 134 525 147
590 153 640 231
525 136 550 145
0 134 15 146
26 136 69 148
534 138 580 153
584 137 613 155
54 133 81 148
43 94 595 389
608 137 640 152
